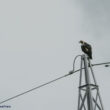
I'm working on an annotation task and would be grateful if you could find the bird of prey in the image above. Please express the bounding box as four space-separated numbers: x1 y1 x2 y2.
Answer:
79 40 92 59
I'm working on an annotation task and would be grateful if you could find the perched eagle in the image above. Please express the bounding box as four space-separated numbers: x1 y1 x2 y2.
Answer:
79 40 92 59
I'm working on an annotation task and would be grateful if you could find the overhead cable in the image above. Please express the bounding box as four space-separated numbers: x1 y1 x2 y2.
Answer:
0 61 110 105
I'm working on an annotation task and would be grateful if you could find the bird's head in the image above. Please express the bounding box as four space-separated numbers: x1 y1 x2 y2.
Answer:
79 40 85 44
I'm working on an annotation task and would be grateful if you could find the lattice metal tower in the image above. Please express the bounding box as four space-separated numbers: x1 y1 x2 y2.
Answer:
77 54 104 110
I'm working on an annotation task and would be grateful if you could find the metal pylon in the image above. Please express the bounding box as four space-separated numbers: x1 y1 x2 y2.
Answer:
77 55 104 110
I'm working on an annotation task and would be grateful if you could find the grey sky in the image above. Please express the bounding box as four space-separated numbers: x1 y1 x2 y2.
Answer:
0 0 110 110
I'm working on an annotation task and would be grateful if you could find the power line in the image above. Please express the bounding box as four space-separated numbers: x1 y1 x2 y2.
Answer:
0 61 110 105
0 72 72 105
92 62 110 67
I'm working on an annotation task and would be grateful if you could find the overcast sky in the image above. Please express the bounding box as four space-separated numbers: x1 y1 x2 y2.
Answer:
0 0 110 110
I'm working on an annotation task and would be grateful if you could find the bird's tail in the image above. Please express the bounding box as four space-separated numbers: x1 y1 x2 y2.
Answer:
90 55 92 59
87 56 92 60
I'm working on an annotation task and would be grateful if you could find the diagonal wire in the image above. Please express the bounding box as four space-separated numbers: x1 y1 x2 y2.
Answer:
0 61 110 105
0 70 78 105
0 75 66 104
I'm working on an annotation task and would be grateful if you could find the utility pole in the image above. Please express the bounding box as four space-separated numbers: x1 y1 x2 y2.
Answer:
77 54 104 110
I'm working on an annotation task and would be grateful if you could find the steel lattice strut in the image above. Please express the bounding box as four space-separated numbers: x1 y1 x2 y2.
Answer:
77 55 104 110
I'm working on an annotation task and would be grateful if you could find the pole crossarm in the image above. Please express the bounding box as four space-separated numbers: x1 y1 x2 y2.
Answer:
69 61 110 75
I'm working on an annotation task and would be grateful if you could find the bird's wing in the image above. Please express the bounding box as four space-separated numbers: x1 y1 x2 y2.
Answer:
84 43 92 50
81 45 88 53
